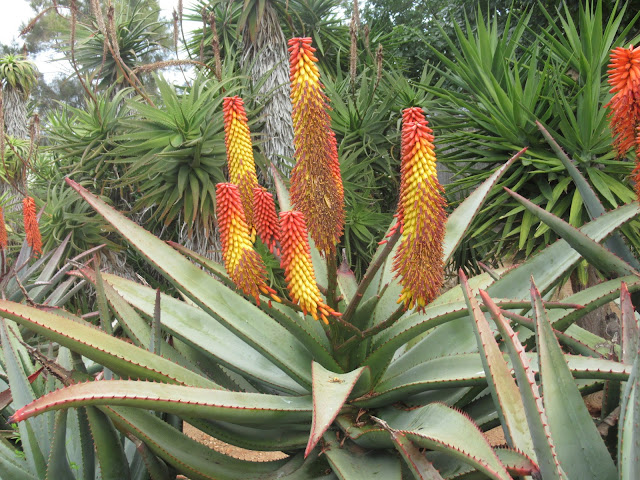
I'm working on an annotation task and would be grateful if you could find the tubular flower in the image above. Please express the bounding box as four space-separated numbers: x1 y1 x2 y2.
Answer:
288 37 345 256
392 108 447 311
216 183 279 305
0 207 7 251
22 196 42 257
253 186 280 255
279 211 340 324
606 45 640 157
222 96 260 229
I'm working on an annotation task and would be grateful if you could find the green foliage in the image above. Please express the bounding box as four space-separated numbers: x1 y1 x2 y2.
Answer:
0 55 38 96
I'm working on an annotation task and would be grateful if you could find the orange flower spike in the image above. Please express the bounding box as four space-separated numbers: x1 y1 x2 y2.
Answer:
392 109 447 311
279 211 340 324
216 183 279 304
222 96 259 229
0 207 7 251
606 45 640 157
253 186 280 255
287 37 345 256
22 197 42 257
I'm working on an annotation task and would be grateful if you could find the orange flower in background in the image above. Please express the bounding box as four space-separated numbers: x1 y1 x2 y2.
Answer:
223 96 260 229
606 45 640 158
22 197 42 257
0 207 7 251
288 37 344 256
392 108 447 310
216 183 278 305
253 186 280 255
279 210 340 324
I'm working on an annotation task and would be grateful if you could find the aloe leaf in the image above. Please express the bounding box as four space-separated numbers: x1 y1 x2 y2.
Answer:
505 187 638 278
493 447 539 477
0 367 42 410
323 433 402 480
530 280 617 480
621 281 639 365
370 416 445 480
334 414 393 449
13 380 313 426
306 363 365 457
487 201 640 299
103 405 289 480
127 437 170 480
0 319 47 478
618 347 640 479
460 272 535 459
85 406 131 480
336 260 358 306
167 241 232 286
44 409 75 480
0 437 37 480
379 403 511 480
537 121 640 269
66 178 314 389
0 301 218 390
100 273 307 394
479 290 566 480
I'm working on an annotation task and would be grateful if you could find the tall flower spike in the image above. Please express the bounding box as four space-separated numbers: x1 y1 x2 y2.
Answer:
279 211 340 324
22 196 42 257
223 96 260 229
392 108 447 311
253 186 280 255
606 45 640 158
216 183 279 305
0 207 7 251
288 37 345 255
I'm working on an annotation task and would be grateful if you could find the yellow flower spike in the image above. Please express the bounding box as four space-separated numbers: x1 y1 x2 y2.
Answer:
279 210 340 324
216 183 278 305
223 96 260 230
392 108 447 311
287 37 345 256
22 196 42 257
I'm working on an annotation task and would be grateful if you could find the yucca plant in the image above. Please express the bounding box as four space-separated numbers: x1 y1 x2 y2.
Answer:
1 36 639 480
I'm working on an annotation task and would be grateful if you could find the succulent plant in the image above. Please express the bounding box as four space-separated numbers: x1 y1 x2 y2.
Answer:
1 37 639 480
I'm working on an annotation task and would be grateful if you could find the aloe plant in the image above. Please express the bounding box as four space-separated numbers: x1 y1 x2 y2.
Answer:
2 36 640 480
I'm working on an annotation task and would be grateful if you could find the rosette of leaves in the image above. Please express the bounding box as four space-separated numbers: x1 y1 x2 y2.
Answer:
0 136 31 189
0 134 638 478
423 1 640 274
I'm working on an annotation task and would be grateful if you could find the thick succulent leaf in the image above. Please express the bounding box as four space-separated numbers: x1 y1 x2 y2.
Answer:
103 405 289 480
13 380 313 426
306 362 365 457
67 178 314 390
336 261 358 306
494 447 540 477
0 301 217 389
531 281 617 480
487 202 640 299
505 187 637 278
537 121 640 269
379 403 511 480
371 416 445 480
618 348 640 479
0 437 37 480
461 272 535 459
100 272 307 394
80 406 131 480
323 433 402 480
480 290 566 480
44 409 75 480
1 319 47 478
621 281 640 364
167 241 232 287
0 368 43 410
334 414 393 449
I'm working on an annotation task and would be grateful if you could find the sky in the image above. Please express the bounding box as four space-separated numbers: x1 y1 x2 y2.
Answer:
0 0 193 78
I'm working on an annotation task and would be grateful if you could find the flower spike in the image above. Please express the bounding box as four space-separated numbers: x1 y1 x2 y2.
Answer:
392 108 447 310
288 37 345 256
222 96 260 229
0 207 7 251
253 186 280 255
216 183 279 305
22 196 42 257
606 45 640 158
279 210 340 324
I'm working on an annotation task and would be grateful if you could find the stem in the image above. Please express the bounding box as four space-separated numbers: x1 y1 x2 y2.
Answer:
336 304 405 352
326 252 338 310
341 228 401 324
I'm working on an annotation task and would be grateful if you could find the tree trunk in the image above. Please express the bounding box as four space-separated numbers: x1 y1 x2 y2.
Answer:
242 3 295 178
1 87 29 210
